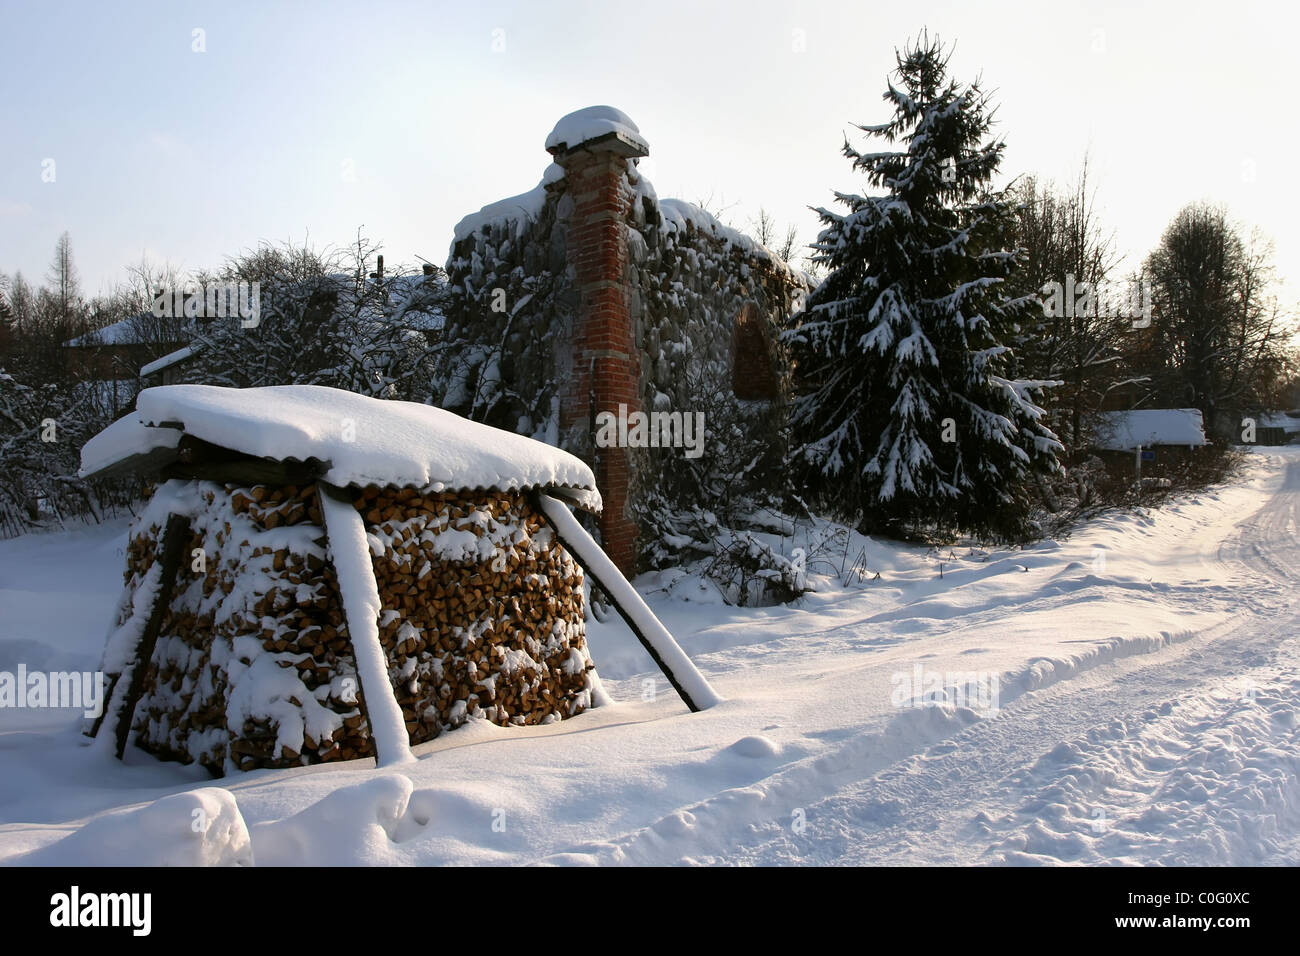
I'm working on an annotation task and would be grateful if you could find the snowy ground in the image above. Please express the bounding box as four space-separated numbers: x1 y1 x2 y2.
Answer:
1 449 1296 866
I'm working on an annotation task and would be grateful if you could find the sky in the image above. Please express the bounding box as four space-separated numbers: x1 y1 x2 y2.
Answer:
1 0 1297 311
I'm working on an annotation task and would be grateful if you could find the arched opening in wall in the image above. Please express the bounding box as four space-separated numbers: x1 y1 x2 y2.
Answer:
732 302 779 401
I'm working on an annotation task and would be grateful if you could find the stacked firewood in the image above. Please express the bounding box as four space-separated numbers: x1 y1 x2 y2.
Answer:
119 479 595 776
131 482 369 774
358 486 593 745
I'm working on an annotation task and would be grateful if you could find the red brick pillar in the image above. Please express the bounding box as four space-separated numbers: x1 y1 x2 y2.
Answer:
550 124 648 575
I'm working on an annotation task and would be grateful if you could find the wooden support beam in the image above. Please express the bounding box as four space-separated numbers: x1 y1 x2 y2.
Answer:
159 435 329 486
534 492 720 713
318 483 416 767
110 512 190 759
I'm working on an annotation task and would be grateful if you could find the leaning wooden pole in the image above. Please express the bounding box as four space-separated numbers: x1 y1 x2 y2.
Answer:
318 484 416 767
535 492 721 712
108 511 190 759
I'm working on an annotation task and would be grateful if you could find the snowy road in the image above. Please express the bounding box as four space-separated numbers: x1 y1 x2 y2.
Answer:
551 452 1300 866
1 450 1296 865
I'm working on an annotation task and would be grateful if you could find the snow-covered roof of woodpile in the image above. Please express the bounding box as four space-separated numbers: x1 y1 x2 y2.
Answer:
80 384 601 510
1094 409 1208 451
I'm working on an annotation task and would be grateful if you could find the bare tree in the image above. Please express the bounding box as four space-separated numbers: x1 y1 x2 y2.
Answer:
123 255 190 361
182 234 443 400
43 231 81 330
1144 204 1294 436
693 190 739 227
749 207 800 259
7 272 35 335
1010 159 1126 451
0 273 13 360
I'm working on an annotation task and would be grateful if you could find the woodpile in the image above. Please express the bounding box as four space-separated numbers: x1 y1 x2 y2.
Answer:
118 480 595 776
360 485 592 745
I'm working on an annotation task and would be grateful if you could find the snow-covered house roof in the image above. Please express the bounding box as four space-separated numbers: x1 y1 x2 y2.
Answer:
64 313 184 348
80 384 601 510
1259 411 1300 433
1094 409 1208 451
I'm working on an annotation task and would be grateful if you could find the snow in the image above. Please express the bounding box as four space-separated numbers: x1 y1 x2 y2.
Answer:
452 181 551 243
248 774 414 866
1095 408 1208 451
63 314 158 347
80 414 183 478
4 448 1299 865
139 344 197 378
541 162 565 186
6 788 251 866
544 105 648 155
78 384 601 510
319 488 416 768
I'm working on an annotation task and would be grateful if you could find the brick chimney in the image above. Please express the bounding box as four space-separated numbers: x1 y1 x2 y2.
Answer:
547 107 649 575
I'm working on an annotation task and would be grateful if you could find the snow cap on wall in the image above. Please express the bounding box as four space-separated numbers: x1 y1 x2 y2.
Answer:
451 178 555 242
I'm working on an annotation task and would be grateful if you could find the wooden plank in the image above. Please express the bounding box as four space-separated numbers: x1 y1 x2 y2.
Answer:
318 483 416 767
79 442 183 482
533 492 720 712
111 512 191 760
83 430 331 486
159 457 328 486
159 435 330 486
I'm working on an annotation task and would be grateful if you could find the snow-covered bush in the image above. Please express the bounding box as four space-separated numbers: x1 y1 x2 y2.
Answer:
183 240 446 403
0 367 135 536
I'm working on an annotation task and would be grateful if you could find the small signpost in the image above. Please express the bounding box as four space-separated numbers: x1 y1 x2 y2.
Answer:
1135 445 1156 486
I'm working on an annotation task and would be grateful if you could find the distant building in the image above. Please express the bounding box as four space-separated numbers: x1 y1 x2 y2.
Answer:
1256 411 1300 445
1093 408 1208 477
63 313 188 383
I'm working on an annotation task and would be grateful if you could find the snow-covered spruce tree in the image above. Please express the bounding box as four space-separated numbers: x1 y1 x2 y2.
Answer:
784 35 1062 542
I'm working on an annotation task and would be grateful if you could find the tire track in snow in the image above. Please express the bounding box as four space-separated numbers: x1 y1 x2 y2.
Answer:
726 455 1300 865
546 455 1300 865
